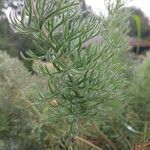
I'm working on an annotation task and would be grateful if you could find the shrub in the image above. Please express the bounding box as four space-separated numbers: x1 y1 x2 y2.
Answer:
129 54 150 116
126 54 150 149
11 0 131 149
129 53 150 123
0 51 48 150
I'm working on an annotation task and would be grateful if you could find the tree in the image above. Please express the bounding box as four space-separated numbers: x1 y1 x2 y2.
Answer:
0 0 4 18
0 0 37 71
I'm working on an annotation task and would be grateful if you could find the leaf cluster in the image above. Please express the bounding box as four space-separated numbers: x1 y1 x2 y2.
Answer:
11 0 130 136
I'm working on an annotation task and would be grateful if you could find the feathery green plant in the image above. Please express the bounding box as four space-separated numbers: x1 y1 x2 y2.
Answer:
11 0 130 143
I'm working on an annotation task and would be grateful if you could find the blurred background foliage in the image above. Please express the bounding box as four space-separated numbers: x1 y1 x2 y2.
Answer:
128 7 150 39
0 0 37 71
0 51 49 150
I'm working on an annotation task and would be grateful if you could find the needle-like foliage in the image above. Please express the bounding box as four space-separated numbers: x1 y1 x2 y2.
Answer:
11 0 130 137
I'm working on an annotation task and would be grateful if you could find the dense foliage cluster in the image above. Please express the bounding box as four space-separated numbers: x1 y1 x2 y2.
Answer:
11 0 130 137
0 51 48 150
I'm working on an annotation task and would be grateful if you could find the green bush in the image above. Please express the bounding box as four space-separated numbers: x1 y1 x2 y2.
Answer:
129 53 150 122
129 54 150 119
125 54 150 148
0 51 48 150
0 19 34 71
11 0 132 149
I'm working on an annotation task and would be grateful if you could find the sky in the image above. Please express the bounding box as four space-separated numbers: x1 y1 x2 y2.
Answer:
85 0 150 19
